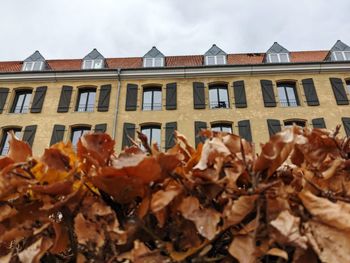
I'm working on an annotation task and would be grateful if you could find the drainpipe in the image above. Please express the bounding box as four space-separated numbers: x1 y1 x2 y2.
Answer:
112 68 121 140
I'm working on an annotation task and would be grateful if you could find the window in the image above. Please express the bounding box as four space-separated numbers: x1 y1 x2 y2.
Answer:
71 126 91 148
11 90 32 113
142 87 162 111
22 61 44 71
76 88 96 112
332 51 350 61
205 55 226 65
346 80 350 94
277 83 299 107
0 128 21 155
82 59 104 69
267 53 290 63
141 125 161 148
211 123 232 133
209 85 229 108
284 119 306 128
143 58 164 67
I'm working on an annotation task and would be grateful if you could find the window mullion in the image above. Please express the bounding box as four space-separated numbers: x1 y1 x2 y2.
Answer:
20 94 26 112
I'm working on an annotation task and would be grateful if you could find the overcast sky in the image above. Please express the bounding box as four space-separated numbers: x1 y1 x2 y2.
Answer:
1 0 349 61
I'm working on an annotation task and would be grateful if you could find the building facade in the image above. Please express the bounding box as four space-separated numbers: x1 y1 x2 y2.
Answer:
0 41 350 156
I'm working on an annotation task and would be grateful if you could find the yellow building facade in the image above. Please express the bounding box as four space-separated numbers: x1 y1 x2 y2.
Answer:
0 42 350 156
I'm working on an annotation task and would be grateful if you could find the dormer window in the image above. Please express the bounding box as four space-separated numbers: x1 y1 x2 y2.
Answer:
143 57 164 67
332 51 350 61
22 51 46 72
204 44 227 66
267 53 289 63
82 59 104 69
82 49 105 70
143 47 165 68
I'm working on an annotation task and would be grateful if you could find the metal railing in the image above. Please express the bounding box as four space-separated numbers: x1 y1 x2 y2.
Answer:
142 103 162 111
279 99 298 107
76 104 95 112
209 101 229 109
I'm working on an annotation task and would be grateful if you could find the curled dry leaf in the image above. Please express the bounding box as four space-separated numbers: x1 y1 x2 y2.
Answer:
228 234 257 263
7 131 32 163
0 204 17 222
266 247 288 260
151 179 182 213
17 237 53 263
223 195 257 228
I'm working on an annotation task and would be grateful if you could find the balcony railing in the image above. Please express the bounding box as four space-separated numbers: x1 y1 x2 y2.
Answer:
210 101 229 109
76 104 95 112
142 103 162 111
279 99 298 107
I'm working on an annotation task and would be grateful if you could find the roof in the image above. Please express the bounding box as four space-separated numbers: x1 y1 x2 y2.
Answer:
0 50 335 73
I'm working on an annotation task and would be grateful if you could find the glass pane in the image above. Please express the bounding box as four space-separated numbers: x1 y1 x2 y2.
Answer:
222 125 232 133
277 86 287 107
218 88 229 108
143 90 153 110
216 55 225 65
151 127 161 147
212 124 232 133
211 126 221 132
346 82 350 94
77 92 88 112
154 58 163 67
93 60 103 69
87 91 96 112
14 93 25 113
209 88 218 108
23 62 33 71
153 90 162 110
334 52 344 61
344 51 350 60
279 53 289 62
1 132 10 155
22 93 32 113
269 54 279 63
207 56 215 65
140 127 151 151
144 58 153 67
33 62 42 70
286 87 297 107
71 128 90 147
84 60 93 69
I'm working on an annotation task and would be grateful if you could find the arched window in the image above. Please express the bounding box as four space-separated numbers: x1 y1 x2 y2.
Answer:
209 84 229 109
141 124 161 148
0 127 22 155
70 126 91 148
211 123 232 133
142 87 162 111
76 88 96 112
277 82 299 107
284 119 306 128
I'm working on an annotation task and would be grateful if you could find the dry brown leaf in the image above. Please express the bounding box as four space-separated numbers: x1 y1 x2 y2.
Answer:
299 190 350 231
223 195 257 228
0 204 17 222
151 180 182 213
7 131 32 162
18 237 53 263
228 234 257 263
266 247 288 260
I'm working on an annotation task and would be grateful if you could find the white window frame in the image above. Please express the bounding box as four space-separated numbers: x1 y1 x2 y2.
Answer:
22 61 44 71
82 59 104 69
205 55 227 65
267 53 290 63
332 51 350 61
143 57 164 67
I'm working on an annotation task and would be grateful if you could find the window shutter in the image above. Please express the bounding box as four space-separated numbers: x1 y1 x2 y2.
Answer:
238 120 252 142
97 84 111 112
166 83 177 110
95 123 107 133
302 78 319 106
194 121 207 147
165 122 177 150
23 125 37 147
312 118 326 129
30 86 47 113
342 117 350 137
261 80 276 107
50 124 65 146
57 86 73 112
193 82 205 109
330 78 349 105
122 123 136 149
267 119 281 137
125 84 138 111
0 88 9 114
233 81 247 108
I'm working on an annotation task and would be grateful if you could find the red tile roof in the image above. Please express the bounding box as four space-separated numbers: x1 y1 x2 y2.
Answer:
0 50 332 73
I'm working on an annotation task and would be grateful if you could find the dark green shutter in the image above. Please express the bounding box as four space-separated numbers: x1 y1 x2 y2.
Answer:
312 118 326 129
233 81 247 108
0 88 9 114
95 123 107 133
57 86 73 112
261 80 276 107
330 78 349 105
50 125 65 146
166 83 177 110
23 125 37 147
342 117 350 137
122 123 136 149
125 84 138 111
238 120 252 142
194 121 207 147
30 86 47 113
97 84 111 112
193 82 205 109
165 122 177 150
267 119 281 137
302 79 319 106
